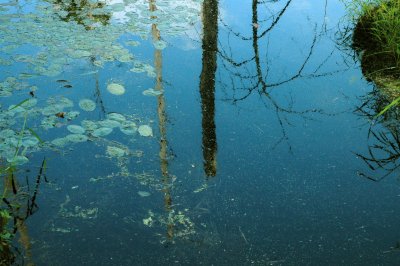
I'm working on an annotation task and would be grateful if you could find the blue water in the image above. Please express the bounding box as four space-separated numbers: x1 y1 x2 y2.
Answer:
1 0 400 265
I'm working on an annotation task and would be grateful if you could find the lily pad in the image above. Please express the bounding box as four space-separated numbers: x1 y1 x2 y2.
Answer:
107 83 125 95
92 127 113 137
79 99 96 111
98 119 120 128
138 191 151 197
119 121 137 135
107 113 126 123
67 125 86 134
142 88 163 96
51 137 70 147
138 125 153 137
153 40 167 50
81 120 98 131
22 137 39 147
66 134 88 143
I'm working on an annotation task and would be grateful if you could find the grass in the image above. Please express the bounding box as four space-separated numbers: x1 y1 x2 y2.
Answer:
343 0 400 117
343 0 400 62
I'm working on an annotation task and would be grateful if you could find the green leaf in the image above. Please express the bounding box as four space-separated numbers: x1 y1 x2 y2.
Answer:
374 96 400 119
9 98 30 110
28 128 43 143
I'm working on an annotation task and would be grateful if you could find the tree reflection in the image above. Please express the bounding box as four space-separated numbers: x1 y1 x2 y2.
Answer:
149 0 174 242
200 0 218 178
1 158 47 265
218 0 338 148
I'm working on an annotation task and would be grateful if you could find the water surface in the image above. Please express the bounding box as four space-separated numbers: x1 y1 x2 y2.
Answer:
1 0 400 265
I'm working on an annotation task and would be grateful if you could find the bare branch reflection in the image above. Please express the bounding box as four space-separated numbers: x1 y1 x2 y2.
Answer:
217 0 340 148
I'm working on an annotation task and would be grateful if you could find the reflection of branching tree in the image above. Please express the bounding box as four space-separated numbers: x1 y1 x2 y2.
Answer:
218 0 339 147
1 158 47 265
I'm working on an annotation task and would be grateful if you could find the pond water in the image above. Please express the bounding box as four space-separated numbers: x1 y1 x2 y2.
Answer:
1 0 400 265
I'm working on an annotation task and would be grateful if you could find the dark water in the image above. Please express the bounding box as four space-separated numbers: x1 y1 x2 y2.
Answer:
1 0 400 265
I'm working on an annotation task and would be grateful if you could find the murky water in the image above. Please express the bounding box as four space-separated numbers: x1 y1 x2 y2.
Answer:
1 0 400 265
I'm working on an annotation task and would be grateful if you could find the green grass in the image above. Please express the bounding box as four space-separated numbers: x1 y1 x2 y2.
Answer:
343 0 400 117
343 0 400 63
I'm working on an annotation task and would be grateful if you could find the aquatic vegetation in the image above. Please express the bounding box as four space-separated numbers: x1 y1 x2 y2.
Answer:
153 40 167 50
107 83 125 95
119 121 138 135
142 88 163 96
106 146 126 158
81 120 98 131
78 99 96 112
138 191 151 197
138 125 153 137
51 137 70 147
7 155 29 166
92 127 113 137
67 125 86 134
107 112 126 123
98 119 121 128
343 0 400 117
66 134 88 143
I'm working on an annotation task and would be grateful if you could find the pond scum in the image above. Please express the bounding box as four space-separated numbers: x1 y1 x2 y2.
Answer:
0 0 205 260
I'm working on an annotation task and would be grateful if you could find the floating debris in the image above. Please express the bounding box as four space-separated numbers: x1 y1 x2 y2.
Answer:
55 112 65 118
107 83 125 95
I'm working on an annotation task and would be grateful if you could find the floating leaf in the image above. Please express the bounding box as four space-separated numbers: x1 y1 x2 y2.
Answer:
51 137 69 147
66 134 88 143
98 119 120 128
92 127 113 137
67 125 86 134
107 83 125 95
153 40 167 50
22 136 39 147
81 120 98 131
119 121 137 135
65 111 80 120
79 99 96 112
142 88 163 97
138 191 151 197
107 113 126 123
138 125 153 137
